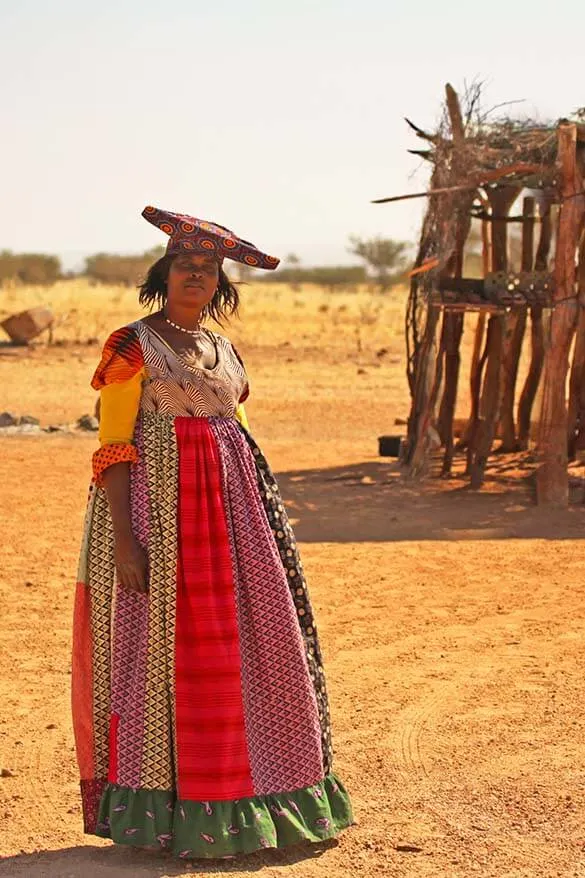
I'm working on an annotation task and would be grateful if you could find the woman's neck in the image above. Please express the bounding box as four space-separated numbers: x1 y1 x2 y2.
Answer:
162 304 204 331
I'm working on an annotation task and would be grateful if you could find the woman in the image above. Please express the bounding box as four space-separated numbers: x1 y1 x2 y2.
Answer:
71 205 353 860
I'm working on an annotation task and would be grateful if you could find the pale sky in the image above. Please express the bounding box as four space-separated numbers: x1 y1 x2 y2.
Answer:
2 0 584 270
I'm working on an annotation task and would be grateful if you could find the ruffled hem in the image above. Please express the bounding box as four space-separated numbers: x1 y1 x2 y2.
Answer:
93 772 353 859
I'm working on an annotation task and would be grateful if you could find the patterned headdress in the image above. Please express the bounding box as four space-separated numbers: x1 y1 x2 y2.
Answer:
142 205 280 270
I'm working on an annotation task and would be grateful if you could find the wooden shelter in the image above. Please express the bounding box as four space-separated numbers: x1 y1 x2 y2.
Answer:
375 83 585 506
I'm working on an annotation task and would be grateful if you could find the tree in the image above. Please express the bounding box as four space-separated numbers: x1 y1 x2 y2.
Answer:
0 251 61 286
284 252 302 290
348 236 410 291
84 246 165 286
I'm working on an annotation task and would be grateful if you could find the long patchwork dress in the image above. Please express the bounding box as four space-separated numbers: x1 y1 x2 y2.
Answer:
71 319 353 859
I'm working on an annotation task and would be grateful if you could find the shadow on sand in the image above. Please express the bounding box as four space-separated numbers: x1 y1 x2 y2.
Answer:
273 453 585 543
0 839 338 877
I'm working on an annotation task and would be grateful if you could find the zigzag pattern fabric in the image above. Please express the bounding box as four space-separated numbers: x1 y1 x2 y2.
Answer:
241 430 334 774
72 321 353 858
210 418 324 794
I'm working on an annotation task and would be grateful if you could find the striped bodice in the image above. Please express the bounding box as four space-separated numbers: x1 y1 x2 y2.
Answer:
131 320 248 418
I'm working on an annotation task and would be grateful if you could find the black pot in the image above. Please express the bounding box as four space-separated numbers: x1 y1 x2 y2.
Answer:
378 435 403 457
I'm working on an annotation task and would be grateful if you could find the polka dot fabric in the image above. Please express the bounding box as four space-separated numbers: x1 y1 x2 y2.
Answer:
92 443 138 485
142 205 280 270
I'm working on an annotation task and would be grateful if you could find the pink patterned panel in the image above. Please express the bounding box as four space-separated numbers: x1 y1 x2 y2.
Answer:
210 418 324 795
110 421 150 788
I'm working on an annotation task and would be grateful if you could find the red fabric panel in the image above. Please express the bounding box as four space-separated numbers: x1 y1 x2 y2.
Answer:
174 417 254 801
107 713 120 783
71 582 95 780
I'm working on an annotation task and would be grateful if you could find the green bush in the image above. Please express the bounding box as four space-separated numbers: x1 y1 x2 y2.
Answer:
84 246 165 286
0 251 62 286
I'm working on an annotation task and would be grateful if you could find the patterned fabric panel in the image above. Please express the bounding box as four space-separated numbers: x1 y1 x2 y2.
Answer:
210 418 324 795
86 487 116 783
73 482 116 831
71 581 95 781
140 412 179 789
241 430 334 775
80 779 107 835
175 417 254 801
133 321 248 419
110 421 150 788
92 443 138 485
91 326 145 390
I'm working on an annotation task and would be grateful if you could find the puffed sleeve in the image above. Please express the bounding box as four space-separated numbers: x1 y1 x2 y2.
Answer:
230 342 250 404
90 327 145 484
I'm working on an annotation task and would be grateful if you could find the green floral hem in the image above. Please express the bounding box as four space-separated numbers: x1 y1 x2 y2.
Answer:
94 773 353 859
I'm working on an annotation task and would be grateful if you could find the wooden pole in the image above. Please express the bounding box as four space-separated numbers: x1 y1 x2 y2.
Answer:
566 233 585 459
469 187 521 489
407 82 470 479
517 202 553 449
536 122 584 506
436 83 468 476
497 196 535 450
458 201 492 462
407 305 442 477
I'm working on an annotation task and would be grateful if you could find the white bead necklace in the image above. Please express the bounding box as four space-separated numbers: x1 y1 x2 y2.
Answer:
163 313 204 336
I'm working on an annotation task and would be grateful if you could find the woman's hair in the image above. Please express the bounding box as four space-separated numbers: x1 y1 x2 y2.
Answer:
138 254 240 325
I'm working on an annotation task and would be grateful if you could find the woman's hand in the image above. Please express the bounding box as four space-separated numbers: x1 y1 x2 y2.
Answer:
114 532 149 594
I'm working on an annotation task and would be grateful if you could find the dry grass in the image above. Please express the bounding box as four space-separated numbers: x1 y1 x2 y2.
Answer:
2 280 583 878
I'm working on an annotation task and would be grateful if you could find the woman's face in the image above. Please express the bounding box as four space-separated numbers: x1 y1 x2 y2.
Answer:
166 253 220 311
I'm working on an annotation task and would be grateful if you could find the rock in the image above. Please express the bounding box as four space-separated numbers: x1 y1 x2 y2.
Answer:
77 415 99 432
46 723 57 730
376 347 389 357
394 417 407 426
1 769 16 778
395 843 423 853
0 423 42 435
18 415 40 426
357 368 367 375
1 307 54 344
0 412 18 427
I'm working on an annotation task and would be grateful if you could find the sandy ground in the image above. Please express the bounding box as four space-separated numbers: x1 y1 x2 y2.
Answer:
1 282 585 877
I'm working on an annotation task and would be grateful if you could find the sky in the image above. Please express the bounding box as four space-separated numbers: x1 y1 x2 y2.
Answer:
2 0 585 271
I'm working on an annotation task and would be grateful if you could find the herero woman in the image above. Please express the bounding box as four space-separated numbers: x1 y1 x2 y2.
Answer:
71 206 353 859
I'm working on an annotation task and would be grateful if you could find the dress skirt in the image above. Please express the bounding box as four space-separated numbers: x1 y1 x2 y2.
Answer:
72 413 353 858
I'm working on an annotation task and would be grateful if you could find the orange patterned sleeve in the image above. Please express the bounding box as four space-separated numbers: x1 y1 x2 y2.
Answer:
92 443 138 485
91 326 145 484
91 326 144 390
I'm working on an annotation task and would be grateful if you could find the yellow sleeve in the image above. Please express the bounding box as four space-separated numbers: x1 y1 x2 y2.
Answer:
98 368 144 445
235 403 249 431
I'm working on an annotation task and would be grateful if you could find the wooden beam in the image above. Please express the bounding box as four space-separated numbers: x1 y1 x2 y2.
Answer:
438 84 467 475
567 233 585 460
497 196 535 451
537 123 585 505
372 163 546 205
469 186 521 488
517 202 552 449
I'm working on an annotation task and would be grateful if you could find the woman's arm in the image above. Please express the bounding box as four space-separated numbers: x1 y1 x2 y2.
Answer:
102 462 148 594
91 326 148 594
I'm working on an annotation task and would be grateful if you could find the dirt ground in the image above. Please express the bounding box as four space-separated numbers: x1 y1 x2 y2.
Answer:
1 282 585 877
